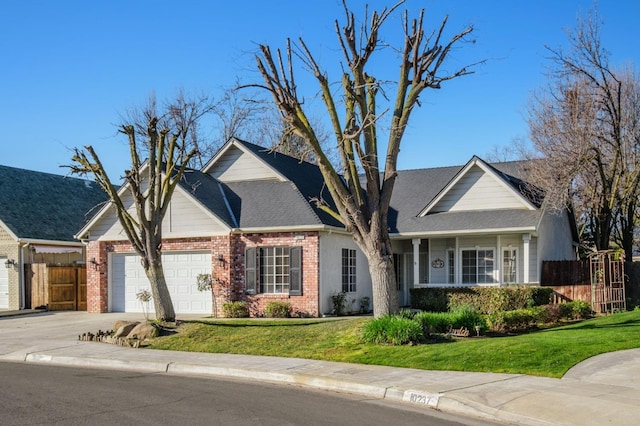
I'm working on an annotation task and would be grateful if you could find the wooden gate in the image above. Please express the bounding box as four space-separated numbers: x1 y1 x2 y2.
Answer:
29 264 87 311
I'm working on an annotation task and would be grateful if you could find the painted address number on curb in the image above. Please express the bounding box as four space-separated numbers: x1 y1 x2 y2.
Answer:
403 390 442 407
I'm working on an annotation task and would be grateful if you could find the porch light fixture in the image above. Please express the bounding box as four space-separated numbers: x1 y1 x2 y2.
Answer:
90 257 101 270
4 259 16 269
216 254 225 266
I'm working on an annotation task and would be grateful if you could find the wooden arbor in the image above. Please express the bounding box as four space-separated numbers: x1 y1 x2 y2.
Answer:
589 250 626 313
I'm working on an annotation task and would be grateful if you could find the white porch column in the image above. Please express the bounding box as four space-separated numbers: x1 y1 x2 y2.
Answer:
455 237 460 283
496 235 501 285
412 238 421 285
522 234 531 284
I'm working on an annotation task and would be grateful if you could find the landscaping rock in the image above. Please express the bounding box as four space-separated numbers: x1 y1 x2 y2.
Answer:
113 322 140 338
127 322 159 340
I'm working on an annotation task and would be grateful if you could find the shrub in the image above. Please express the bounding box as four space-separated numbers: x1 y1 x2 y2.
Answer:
362 315 424 345
448 287 554 314
409 287 452 312
413 311 453 334
538 304 564 323
412 287 553 315
222 301 249 318
264 301 292 318
487 308 541 333
330 292 348 316
397 309 416 319
568 300 593 319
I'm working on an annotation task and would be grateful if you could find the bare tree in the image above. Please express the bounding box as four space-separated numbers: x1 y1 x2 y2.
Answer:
526 8 640 259
69 103 199 322
121 90 216 169
251 1 479 316
210 84 268 149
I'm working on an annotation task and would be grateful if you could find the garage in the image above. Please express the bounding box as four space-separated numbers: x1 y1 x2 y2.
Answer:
0 257 8 309
110 251 212 314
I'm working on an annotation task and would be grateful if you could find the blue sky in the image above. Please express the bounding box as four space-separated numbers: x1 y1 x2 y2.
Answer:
1 1 638 180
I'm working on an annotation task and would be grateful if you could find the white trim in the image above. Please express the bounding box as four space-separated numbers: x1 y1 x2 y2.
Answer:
17 238 84 247
522 234 531 284
390 227 537 238
412 238 421 286
460 246 497 285
0 220 19 241
231 225 347 234
501 246 519 284
418 157 538 217
446 248 455 284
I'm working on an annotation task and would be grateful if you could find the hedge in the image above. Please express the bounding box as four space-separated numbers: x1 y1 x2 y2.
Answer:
410 286 554 314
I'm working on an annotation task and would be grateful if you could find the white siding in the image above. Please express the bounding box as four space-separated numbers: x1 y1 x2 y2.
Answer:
208 146 281 182
432 165 527 212
537 210 576 261
536 209 576 281
529 237 539 283
318 232 372 315
429 239 448 284
90 189 227 241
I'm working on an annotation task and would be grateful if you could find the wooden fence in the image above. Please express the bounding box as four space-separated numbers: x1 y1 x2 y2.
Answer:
540 260 591 286
541 260 640 310
27 264 87 311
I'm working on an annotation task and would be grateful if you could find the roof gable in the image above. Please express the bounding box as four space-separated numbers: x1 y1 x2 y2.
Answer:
202 138 286 183
205 139 343 228
419 157 537 216
78 166 236 240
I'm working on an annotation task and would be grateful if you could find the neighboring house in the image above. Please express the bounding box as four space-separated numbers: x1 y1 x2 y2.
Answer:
77 138 578 317
0 165 107 310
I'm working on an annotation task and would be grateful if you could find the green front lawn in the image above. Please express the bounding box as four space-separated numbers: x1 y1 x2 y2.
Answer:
146 310 640 378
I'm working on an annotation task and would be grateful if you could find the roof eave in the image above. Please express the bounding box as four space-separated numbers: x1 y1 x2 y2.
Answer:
390 226 538 239
230 224 346 234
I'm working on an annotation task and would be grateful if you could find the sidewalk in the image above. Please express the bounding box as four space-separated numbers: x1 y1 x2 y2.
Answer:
1 311 639 425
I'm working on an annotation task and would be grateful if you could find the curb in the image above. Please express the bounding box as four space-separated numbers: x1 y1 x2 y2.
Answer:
17 352 514 424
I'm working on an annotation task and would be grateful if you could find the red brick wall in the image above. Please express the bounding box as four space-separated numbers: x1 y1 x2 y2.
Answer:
233 232 320 317
86 237 227 314
86 232 320 317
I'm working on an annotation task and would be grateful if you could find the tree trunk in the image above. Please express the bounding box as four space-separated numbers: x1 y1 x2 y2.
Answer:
143 258 176 322
367 254 399 317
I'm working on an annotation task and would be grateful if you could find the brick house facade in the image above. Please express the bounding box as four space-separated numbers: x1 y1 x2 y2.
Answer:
85 231 321 317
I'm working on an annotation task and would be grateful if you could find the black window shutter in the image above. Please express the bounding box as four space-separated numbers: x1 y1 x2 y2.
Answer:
289 246 302 296
245 247 257 294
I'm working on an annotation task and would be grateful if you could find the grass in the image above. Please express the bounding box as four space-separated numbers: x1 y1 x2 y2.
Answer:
146 310 640 378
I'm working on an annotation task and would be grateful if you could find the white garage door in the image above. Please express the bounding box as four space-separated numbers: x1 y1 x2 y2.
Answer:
110 251 212 314
0 258 8 309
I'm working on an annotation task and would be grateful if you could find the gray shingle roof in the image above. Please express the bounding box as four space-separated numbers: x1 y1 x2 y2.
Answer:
388 160 543 234
0 165 108 241
222 180 322 228
177 139 548 234
232 139 343 227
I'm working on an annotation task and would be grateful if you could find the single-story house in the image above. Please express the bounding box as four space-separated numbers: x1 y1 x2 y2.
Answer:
77 138 578 316
0 165 107 310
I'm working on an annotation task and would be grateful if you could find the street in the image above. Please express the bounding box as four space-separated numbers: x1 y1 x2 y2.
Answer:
0 361 495 425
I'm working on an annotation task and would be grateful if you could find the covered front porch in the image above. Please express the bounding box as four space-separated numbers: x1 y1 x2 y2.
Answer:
391 233 537 307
